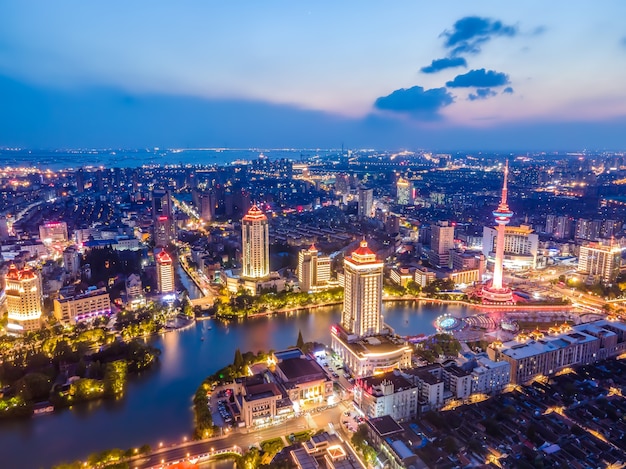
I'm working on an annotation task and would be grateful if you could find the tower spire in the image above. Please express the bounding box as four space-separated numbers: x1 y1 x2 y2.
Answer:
498 160 509 211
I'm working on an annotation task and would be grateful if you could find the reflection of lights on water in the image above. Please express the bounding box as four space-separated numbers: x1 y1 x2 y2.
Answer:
440 318 455 328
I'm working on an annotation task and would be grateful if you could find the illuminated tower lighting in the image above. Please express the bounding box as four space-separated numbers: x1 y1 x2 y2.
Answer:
241 205 269 280
482 161 514 303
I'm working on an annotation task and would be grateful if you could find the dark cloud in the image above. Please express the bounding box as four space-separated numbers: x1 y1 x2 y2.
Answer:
420 57 467 74
374 85 453 119
442 16 517 55
468 88 497 101
503 87 514 94
446 69 510 88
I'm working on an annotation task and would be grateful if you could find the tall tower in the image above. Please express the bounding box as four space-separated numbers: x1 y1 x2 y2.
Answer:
298 244 331 292
5 264 43 333
156 250 175 294
241 205 269 280
341 240 383 337
152 189 175 247
482 161 514 302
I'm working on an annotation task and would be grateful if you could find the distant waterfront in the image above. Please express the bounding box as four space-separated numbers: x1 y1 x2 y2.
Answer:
0 148 339 170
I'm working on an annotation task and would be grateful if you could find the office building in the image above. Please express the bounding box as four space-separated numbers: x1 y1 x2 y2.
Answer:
482 224 539 270
5 264 42 333
241 205 270 280
53 287 111 324
358 187 373 219
297 244 331 292
396 178 414 205
152 189 175 247
577 241 622 284
341 240 383 337
39 221 68 243
156 250 175 294
428 221 455 268
353 371 418 422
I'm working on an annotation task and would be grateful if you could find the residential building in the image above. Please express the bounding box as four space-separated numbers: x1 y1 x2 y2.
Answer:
358 187 373 219
353 371 418 421
396 178 414 205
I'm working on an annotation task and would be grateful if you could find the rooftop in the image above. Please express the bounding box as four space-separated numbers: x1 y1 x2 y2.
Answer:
367 415 403 437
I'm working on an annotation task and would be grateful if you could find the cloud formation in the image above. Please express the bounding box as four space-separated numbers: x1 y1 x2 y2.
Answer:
442 16 518 55
374 85 453 118
446 69 510 88
420 57 467 74
468 88 497 101
503 86 514 94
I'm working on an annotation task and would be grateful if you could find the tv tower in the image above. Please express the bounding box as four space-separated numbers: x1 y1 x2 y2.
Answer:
482 161 514 303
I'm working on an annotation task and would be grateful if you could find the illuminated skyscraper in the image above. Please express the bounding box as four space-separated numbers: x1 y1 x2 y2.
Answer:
156 250 175 294
396 177 414 205
482 162 514 302
241 205 269 280
341 240 383 337
358 187 373 219
5 264 43 333
152 189 175 247
297 244 331 292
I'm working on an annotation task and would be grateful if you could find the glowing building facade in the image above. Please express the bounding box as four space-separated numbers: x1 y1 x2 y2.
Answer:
241 205 269 280
156 250 175 294
482 162 514 302
5 264 42 333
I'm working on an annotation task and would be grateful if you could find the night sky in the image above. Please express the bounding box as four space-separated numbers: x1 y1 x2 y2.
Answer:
1 1 626 150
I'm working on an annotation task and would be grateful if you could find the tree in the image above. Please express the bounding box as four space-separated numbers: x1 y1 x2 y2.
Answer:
233 348 244 372
296 330 304 350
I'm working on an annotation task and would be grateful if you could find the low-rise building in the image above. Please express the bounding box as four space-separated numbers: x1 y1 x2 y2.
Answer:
353 371 418 421
53 286 111 324
331 325 412 378
273 349 333 407
488 320 626 383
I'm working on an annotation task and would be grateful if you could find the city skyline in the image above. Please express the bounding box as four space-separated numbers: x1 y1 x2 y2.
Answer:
2 2 626 150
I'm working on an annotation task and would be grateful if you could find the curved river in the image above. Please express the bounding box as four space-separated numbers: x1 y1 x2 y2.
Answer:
0 268 473 468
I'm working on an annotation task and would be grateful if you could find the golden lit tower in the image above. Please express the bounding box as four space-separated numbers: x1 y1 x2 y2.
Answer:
241 205 269 280
5 264 43 333
156 250 175 294
341 240 384 337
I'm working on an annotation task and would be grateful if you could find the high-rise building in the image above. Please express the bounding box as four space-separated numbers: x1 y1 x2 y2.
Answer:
341 240 383 337
156 250 175 294
63 246 81 281
5 264 43 333
545 214 556 234
396 178 414 205
152 189 175 247
429 221 455 268
482 162 514 302
577 241 622 284
241 205 269 280
554 216 572 240
358 187 374 219
297 244 331 292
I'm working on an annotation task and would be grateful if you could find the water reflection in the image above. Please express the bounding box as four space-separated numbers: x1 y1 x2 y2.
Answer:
0 301 466 468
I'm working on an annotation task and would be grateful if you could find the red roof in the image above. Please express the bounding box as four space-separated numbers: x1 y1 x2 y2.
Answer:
352 239 375 257
242 205 267 221
5 264 36 281
156 250 172 263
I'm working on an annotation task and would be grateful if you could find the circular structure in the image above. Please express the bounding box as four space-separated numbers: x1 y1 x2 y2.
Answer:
434 314 465 333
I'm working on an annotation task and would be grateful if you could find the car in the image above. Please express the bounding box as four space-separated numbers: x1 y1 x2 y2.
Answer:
332 373 339 378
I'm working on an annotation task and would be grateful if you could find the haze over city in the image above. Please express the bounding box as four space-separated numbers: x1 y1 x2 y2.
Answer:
2 1 626 150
